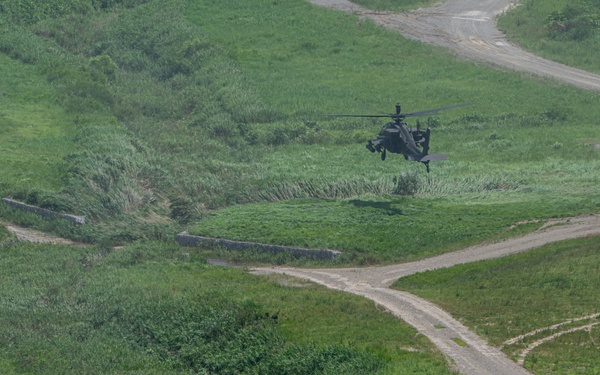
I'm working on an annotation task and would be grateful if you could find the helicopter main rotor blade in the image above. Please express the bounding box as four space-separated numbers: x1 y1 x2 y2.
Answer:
404 103 474 118
330 103 473 119
329 114 393 118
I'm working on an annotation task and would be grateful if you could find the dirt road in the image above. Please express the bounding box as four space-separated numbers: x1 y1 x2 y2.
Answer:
309 0 600 91
253 215 600 374
2 222 81 246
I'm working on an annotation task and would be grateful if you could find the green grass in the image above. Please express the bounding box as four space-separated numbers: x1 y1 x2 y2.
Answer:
0 54 78 193
0 224 12 243
392 235 600 374
0 241 454 374
498 0 600 74
188 193 599 265
1 0 600 247
181 0 600 265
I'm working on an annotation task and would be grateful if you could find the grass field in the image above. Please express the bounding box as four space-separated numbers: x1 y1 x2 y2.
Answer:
188 194 598 265
0 54 78 193
0 0 599 246
0 241 453 374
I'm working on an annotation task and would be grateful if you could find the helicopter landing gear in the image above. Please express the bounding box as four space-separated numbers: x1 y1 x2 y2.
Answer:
366 141 376 153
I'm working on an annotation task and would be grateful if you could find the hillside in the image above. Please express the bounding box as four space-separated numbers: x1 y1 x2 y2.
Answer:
1 0 600 373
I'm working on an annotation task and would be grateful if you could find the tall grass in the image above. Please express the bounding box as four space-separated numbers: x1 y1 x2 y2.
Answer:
0 224 12 243
0 241 453 374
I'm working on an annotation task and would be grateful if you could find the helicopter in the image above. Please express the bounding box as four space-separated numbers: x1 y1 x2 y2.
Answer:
331 103 472 172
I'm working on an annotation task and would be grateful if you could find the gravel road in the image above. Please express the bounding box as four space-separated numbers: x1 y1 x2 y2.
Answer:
252 215 600 374
309 0 600 91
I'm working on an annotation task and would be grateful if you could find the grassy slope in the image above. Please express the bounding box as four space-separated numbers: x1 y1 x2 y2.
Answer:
0 54 78 193
183 3 600 370
392 236 600 374
189 195 595 265
0 4 456 370
497 0 600 74
0 242 453 374
186 0 600 264
1 0 599 248
0 0 599 372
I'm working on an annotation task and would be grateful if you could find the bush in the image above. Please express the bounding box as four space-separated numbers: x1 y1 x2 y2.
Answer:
546 0 600 41
115 298 385 374
0 224 12 242
392 171 421 195
89 54 118 80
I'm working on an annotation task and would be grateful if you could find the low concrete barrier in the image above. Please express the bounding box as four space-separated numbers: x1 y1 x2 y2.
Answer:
176 231 341 260
2 198 85 225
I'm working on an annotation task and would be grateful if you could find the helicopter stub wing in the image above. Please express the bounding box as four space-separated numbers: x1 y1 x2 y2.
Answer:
419 154 448 162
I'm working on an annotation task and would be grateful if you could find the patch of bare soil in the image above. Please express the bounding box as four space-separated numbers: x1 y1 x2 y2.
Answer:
2 222 83 246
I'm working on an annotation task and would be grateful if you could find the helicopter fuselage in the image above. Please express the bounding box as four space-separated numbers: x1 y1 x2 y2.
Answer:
331 102 469 172
367 121 430 161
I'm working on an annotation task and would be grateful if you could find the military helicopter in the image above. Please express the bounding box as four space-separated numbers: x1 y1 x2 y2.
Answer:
331 103 472 172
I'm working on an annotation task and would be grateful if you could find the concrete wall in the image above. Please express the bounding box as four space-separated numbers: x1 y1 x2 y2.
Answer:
2 198 85 225
176 231 341 260
2 197 341 259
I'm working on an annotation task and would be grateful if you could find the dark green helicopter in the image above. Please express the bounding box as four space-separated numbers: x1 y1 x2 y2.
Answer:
331 103 472 172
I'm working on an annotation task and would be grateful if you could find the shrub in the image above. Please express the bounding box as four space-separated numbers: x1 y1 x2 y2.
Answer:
392 171 421 195
89 54 118 80
546 0 600 41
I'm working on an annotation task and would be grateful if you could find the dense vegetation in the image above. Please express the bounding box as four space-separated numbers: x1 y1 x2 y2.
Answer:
498 0 600 73
393 235 600 374
0 1 460 373
0 240 455 374
0 223 13 243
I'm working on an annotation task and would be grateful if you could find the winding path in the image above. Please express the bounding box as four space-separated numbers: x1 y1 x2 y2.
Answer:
309 0 600 91
253 215 600 374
